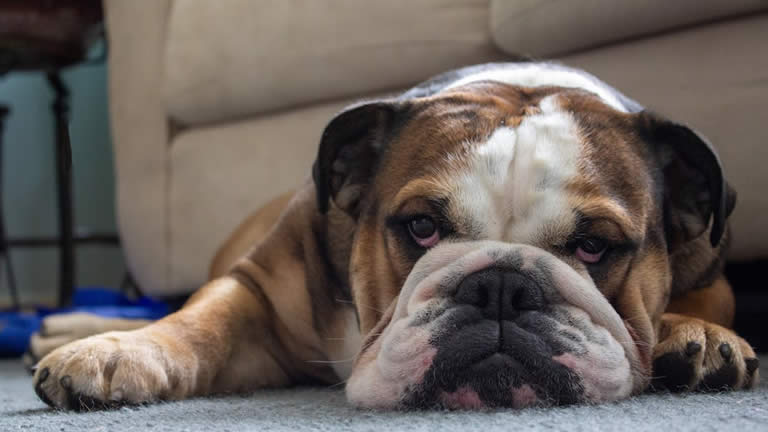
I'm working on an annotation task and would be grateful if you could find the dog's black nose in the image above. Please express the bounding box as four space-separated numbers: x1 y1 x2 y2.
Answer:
454 268 544 320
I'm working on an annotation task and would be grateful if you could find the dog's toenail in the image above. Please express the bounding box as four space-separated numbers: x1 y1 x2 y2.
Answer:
60 375 72 389
685 341 702 357
718 343 732 362
746 358 759 375
34 368 55 408
38 368 50 383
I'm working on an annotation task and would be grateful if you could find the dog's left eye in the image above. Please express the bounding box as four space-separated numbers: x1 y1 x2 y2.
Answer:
407 216 440 248
575 238 607 264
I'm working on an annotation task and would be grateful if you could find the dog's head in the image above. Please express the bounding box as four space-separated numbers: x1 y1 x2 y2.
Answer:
312 81 735 408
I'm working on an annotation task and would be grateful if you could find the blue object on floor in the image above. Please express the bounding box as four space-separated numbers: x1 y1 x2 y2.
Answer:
0 287 169 357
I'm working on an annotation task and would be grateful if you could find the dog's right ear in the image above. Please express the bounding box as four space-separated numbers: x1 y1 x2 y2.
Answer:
636 111 736 249
313 101 401 217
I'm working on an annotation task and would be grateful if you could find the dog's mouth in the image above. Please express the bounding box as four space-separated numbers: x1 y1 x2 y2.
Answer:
401 307 590 409
345 241 646 409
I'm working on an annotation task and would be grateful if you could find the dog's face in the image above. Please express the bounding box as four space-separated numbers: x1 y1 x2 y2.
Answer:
313 81 733 408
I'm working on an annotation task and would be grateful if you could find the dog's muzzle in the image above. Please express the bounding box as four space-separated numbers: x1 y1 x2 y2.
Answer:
346 241 647 409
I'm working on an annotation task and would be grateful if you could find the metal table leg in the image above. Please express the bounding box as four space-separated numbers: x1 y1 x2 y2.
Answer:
0 104 20 309
46 71 75 306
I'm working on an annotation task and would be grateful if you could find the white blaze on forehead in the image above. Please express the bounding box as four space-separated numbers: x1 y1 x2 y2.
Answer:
445 64 628 113
450 95 580 244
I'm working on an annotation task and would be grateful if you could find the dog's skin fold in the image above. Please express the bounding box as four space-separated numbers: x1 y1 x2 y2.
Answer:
32 62 758 410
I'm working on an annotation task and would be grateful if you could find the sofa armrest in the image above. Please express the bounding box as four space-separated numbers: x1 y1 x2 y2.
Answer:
104 0 172 296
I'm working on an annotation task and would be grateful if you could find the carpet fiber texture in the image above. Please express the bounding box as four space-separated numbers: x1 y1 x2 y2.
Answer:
2 358 768 432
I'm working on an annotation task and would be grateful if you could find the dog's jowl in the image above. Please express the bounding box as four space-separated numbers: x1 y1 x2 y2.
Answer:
33 62 758 410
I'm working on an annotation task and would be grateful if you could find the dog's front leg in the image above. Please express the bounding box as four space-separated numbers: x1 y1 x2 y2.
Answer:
32 276 296 410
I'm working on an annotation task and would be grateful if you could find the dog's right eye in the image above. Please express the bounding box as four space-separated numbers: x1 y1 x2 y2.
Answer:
575 237 608 264
407 216 440 248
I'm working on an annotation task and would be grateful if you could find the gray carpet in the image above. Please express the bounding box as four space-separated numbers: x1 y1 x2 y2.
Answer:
2 358 768 432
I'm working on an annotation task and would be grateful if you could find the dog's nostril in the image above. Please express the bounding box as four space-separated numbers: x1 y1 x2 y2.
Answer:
455 271 498 308
454 269 544 319
504 273 544 311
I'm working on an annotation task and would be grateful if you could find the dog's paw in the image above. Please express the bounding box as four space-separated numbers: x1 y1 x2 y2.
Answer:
33 330 193 410
24 313 152 373
651 313 759 392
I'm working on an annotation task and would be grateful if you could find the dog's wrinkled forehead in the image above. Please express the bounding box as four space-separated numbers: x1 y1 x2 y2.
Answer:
438 93 581 245
380 83 649 247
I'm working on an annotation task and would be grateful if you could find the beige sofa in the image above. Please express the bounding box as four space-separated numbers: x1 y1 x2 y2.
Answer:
104 0 768 297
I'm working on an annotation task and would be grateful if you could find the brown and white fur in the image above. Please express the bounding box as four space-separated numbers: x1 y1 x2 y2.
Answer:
32 62 758 410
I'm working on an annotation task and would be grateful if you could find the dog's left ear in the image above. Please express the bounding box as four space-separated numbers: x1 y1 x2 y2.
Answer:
637 112 736 249
312 100 403 217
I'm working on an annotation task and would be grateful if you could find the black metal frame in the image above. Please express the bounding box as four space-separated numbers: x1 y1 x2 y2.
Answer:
0 70 119 309
0 104 19 309
47 71 76 306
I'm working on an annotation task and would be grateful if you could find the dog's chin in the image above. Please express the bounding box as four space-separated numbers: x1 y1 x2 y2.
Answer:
345 241 644 410
408 351 546 410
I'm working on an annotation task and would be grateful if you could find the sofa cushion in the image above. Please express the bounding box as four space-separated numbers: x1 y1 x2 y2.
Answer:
164 0 501 127
491 0 768 57
561 14 768 261
168 96 374 294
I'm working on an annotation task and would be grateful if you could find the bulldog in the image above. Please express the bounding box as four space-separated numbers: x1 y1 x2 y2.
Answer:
33 62 759 410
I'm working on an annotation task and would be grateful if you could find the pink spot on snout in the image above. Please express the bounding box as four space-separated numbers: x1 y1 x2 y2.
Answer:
410 347 437 385
510 384 538 408
440 387 485 410
554 353 580 370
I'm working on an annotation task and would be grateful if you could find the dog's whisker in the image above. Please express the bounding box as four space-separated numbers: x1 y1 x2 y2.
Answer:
334 298 384 314
305 357 356 364
327 379 349 389
327 332 382 342
621 314 648 325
